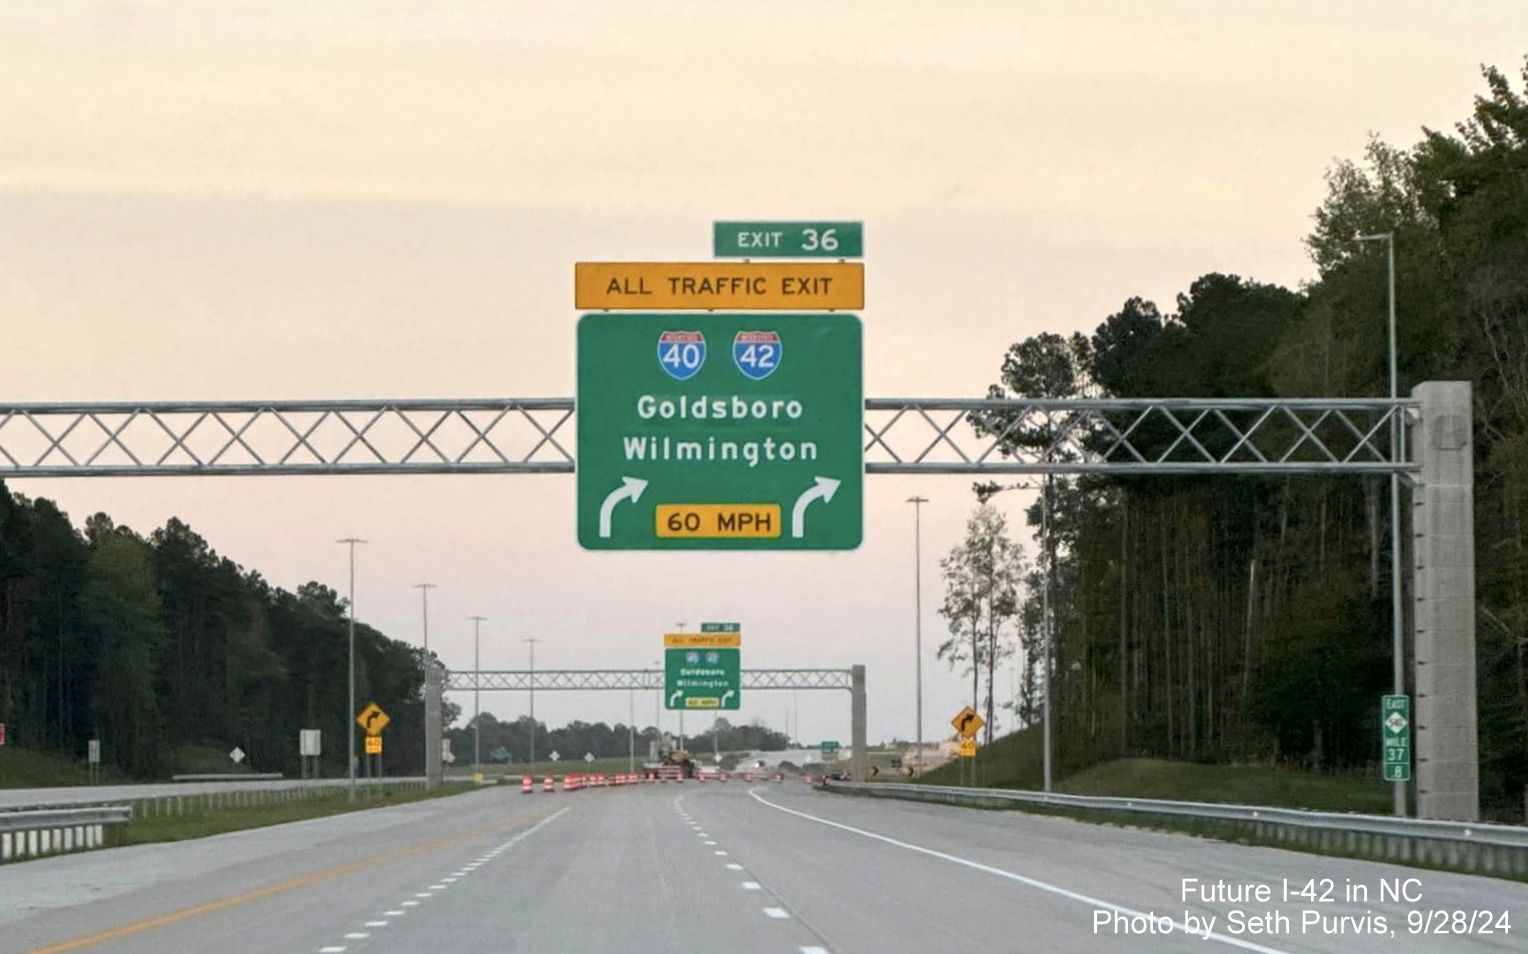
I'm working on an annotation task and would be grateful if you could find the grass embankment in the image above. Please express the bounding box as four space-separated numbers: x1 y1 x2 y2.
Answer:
0 745 130 788
913 726 1393 814
121 783 473 846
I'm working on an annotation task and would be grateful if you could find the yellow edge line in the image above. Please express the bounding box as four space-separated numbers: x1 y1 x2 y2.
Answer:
26 807 559 954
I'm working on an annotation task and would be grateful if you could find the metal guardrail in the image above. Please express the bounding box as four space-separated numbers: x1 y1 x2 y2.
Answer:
0 806 132 831
0 805 132 863
170 773 285 782
825 781 1528 878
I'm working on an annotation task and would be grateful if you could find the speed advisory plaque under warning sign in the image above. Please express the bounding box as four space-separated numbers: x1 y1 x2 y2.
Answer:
576 312 863 550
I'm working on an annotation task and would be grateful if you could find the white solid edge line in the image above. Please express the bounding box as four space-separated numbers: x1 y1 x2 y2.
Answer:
800 948 829 954
763 907 790 919
746 790 1290 954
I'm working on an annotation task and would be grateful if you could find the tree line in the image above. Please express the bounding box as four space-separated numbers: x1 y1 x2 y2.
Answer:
0 497 442 778
446 714 790 766
936 60 1528 818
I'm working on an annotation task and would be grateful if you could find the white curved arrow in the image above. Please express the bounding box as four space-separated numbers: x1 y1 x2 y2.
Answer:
598 476 649 538
669 690 684 707
790 476 841 538
721 690 735 706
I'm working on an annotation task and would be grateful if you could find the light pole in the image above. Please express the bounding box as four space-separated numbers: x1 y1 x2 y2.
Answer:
414 583 436 653
976 478 1054 792
525 638 540 767
337 538 366 801
907 496 929 768
628 688 636 774
1358 230 1406 818
468 616 486 771
415 583 436 777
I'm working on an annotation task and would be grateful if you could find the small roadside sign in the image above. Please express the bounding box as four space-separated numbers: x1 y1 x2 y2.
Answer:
299 729 322 757
1382 694 1411 782
713 221 864 258
951 706 984 739
87 739 100 764
584 752 595 763
365 735 383 756
229 746 245 764
549 750 561 762
959 738 977 758
356 702 390 735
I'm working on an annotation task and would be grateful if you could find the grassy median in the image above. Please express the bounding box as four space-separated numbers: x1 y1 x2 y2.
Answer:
120 783 475 846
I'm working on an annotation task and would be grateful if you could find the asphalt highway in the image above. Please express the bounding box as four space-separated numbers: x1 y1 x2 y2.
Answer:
1 780 1522 953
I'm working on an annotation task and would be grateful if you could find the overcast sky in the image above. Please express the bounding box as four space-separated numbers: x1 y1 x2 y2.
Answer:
3 2 1524 745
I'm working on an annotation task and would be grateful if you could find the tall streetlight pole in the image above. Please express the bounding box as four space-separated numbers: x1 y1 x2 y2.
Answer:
652 658 663 750
337 539 366 801
1358 230 1406 818
629 688 637 774
468 616 486 771
414 583 437 653
414 583 436 779
525 638 540 767
907 496 929 768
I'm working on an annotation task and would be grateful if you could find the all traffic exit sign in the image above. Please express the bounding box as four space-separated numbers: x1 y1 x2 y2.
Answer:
666 625 741 710
713 221 864 258
577 313 862 550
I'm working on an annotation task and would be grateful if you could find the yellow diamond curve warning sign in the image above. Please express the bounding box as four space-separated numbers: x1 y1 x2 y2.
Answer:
950 705 984 739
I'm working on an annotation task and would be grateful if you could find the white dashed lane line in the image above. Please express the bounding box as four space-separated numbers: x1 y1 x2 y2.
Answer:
674 794 836 953
313 807 570 954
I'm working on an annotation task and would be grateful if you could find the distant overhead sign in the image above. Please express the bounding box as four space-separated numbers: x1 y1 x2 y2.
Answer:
665 624 741 710
356 702 390 735
575 262 863 310
951 706 984 739
821 740 840 757
713 221 864 258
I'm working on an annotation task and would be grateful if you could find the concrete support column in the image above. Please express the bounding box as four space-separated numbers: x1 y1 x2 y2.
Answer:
850 664 868 783
1411 381 1479 821
425 661 444 790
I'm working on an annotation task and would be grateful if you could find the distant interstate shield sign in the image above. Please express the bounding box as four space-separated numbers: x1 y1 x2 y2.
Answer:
577 313 863 550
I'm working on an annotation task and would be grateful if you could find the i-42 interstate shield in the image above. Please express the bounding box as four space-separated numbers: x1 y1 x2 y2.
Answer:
577 313 863 550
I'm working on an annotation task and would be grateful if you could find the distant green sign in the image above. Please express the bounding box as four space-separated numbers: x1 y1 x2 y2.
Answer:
821 740 840 757
665 624 741 710
1382 694 1411 782
576 313 863 550
714 221 863 258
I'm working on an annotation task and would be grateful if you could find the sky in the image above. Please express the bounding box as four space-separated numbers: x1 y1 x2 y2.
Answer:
3 2 1525 746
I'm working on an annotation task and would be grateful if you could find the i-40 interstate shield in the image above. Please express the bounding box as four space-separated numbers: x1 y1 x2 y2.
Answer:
577 313 862 550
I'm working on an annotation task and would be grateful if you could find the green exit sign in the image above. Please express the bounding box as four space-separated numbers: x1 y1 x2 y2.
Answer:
576 313 863 550
714 221 863 258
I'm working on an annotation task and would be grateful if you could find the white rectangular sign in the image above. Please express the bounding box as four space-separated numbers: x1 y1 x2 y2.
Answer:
299 729 322 757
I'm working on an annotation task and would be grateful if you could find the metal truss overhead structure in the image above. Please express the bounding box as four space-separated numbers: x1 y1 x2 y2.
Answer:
445 668 852 692
0 396 1413 477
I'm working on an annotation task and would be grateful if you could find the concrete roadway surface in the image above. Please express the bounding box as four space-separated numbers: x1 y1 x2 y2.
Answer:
0 780 1522 953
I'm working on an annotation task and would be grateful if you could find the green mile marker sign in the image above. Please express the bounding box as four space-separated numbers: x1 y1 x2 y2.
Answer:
665 624 741 711
1381 694 1411 782
714 221 864 258
576 312 863 550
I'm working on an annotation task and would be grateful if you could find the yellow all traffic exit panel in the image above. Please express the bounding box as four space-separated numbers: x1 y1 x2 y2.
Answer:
575 262 864 310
